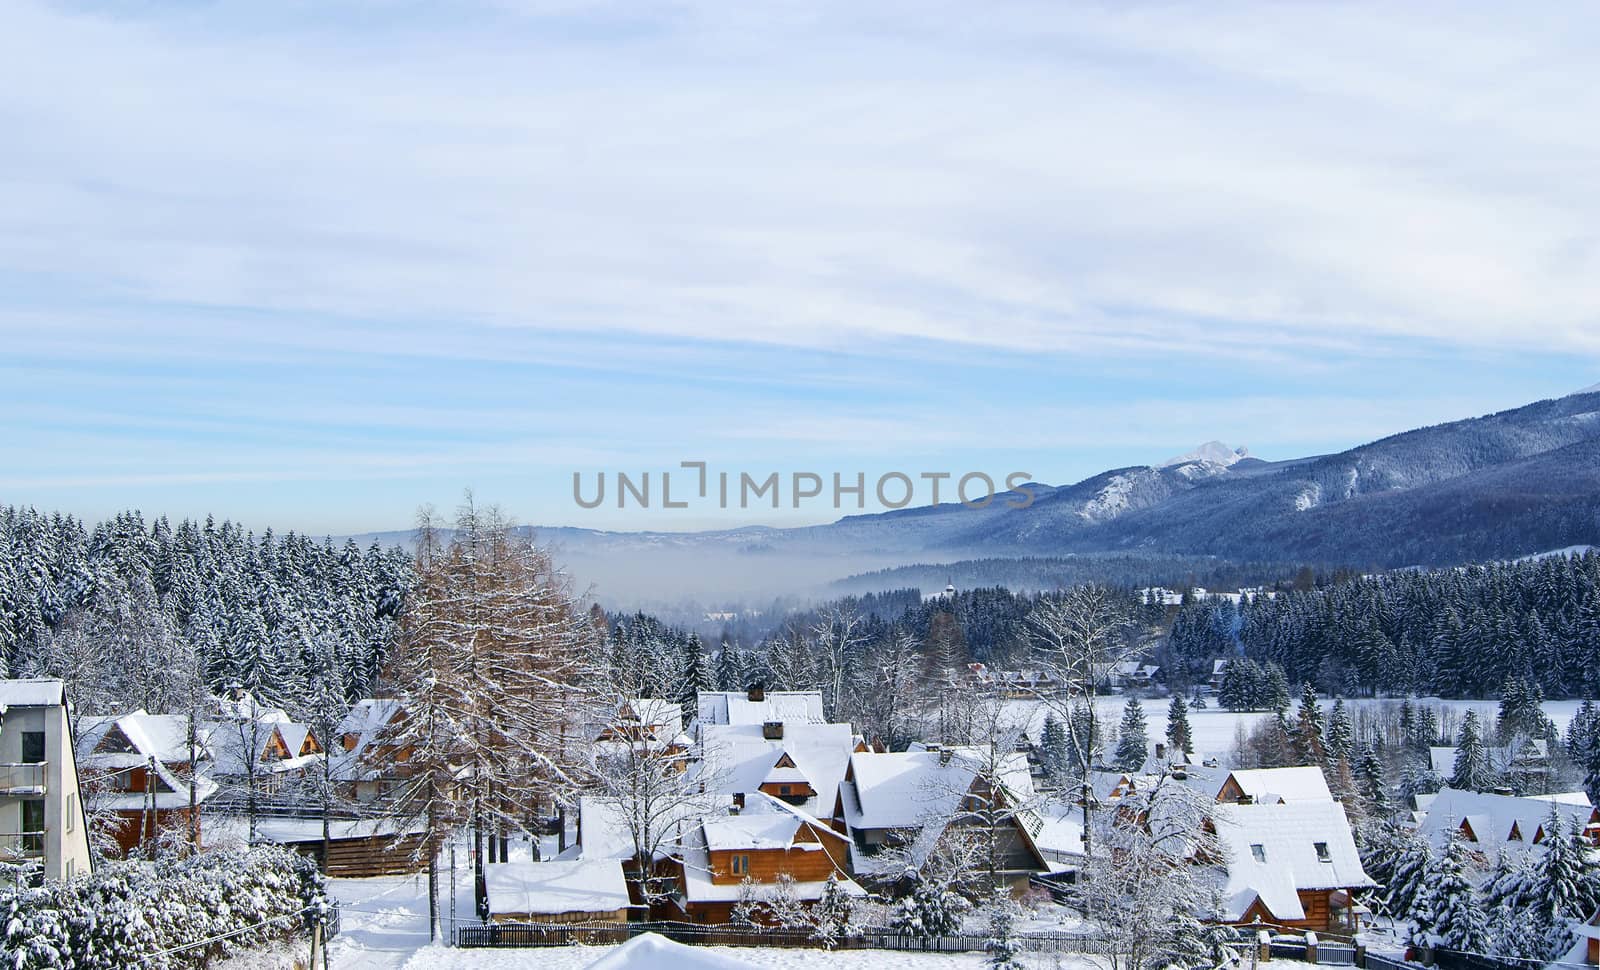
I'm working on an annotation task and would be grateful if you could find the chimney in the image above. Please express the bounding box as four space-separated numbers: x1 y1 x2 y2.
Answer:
748 684 765 702
939 748 953 766
1155 743 1166 760
763 721 784 740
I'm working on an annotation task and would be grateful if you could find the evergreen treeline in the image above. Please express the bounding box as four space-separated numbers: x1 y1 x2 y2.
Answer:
0 506 411 712
1166 552 1600 698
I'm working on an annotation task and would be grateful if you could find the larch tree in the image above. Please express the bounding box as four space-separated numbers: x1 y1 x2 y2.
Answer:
378 496 595 937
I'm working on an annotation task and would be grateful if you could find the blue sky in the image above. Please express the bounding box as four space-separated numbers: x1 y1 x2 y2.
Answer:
2 1 1598 534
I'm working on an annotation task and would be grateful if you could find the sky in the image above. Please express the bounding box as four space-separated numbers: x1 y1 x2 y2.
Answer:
2 1 1598 535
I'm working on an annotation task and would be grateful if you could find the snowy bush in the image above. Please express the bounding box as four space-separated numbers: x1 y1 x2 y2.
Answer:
0 845 328 970
889 876 969 939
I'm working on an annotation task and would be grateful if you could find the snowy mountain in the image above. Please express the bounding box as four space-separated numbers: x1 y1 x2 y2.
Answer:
1159 441 1250 468
350 390 1600 600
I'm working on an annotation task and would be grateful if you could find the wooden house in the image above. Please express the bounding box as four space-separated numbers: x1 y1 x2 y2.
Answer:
667 794 864 924
832 746 1048 892
1214 766 1333 805
1208 800 1376 935
77 711 218 857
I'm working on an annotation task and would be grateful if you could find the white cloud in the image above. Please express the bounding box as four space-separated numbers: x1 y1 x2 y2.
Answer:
2 0 1598 360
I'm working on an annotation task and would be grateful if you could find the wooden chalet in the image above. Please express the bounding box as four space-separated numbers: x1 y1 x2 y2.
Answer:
77 711 218 857
666 793 864 924
1208 800 1376 935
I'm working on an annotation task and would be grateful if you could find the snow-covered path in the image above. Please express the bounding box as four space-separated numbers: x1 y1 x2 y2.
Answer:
328 869 476 969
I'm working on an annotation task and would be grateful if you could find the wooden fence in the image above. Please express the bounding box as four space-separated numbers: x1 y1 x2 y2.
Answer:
453 920 1095 953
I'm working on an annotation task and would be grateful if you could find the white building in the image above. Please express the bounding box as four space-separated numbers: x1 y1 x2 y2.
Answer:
0 679 93 881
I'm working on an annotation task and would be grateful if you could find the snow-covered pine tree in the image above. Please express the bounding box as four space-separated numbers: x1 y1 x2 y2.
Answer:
1451 710 1496 791
1166 693 1193 756
1294 682 1325 763
1114 696 1148 771
1326 697 1354 766
1409 829 1490 954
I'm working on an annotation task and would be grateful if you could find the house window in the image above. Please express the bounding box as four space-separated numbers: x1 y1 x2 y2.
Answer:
730 855 750 875
66 793 75 832
779 785 791 795
21 732 45 764
1249 844 1266 863
1314 842 1331 862
21 800 44 855
66 859 75 880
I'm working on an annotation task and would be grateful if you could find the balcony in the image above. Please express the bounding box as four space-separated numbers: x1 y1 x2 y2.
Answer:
0 762 47 795
0 831 45 860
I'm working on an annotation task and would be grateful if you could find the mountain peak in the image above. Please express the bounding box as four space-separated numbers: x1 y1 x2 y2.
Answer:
1571 382 1600 396
1159 440 1249 468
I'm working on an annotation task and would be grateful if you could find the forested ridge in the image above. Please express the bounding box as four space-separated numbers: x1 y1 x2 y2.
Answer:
1166 552 1600 698
0 505 410 714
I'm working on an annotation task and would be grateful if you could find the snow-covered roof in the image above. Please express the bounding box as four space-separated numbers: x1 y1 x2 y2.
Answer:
1217 766 1333 804
841 746 1035 833
1429 742 1550 776
79 712 212 765
575 793 720 861
0 678 65 708
597 697 684 741
485 860 632 917
699 722 854 815
1416 787 1599 853
701 811 803 853
331 698 405 781
695 691 823 728
584 933 758 970
1210 801 1375 922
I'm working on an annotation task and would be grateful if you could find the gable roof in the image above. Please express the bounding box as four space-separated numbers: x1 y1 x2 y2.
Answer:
695 691 824 728
77 711 218 809
698 722 854 815
485 860 632 917
842 746 1035 832
1218 766 1333 804
1210 800 1375 922
1417 787 1597 852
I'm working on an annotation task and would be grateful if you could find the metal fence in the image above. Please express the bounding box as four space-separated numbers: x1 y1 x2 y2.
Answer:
1319 943 1358 965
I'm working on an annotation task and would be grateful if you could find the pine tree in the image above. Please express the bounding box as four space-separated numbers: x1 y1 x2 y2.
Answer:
1326 697 1354 766
1039 714 1069 785
1294 682 1325 763
1381 830 1432 919
1166 693 1193 756
1263 662 1292 713
1451 710 1496 791
1114 696 1149 771
1355 744 1392 819
1410 830 1490 953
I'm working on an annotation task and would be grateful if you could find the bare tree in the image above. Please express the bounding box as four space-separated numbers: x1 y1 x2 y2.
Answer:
582 667 721 904
1024 584 1141 858
378 496 596 938
811 603 867 722
1075 772 1229 970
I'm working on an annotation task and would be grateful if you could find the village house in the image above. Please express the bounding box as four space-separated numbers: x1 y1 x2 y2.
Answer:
666 793 864 924
485 859 637 924
832 745 1049 892
698 719 860 818
1208 800 1376 935
0 679 93 882
330 698 409 803
1103 660 1161 690
1576 907 1600 965
1415 787 1599 854
1214 766 1334 805
77 710 218 857
207 691 324 801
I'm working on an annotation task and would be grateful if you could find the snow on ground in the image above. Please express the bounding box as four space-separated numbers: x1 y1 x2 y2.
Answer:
396 940 1093 969
329 867 475 970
